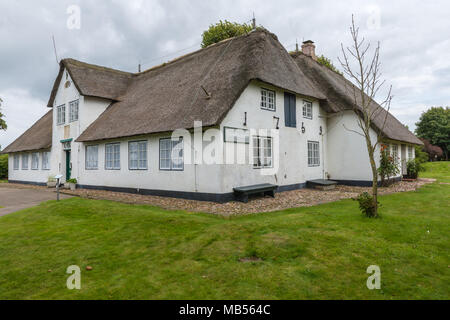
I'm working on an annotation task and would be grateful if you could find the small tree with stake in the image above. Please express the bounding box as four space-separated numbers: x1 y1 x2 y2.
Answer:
338 16 393 218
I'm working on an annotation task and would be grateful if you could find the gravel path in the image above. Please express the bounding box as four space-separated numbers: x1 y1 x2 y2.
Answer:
0 178 435 216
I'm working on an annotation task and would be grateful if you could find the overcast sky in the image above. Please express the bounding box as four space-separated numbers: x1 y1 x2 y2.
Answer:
1 0 449 148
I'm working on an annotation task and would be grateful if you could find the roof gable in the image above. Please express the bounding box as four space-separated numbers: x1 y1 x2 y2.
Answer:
47 59 133 108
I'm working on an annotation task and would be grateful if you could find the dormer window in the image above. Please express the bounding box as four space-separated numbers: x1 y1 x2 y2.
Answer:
57 104 65 125
69 100 79 122
303 100 313 119
260 88 276 111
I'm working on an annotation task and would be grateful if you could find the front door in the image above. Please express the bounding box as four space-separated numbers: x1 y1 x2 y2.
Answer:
66 150 71 180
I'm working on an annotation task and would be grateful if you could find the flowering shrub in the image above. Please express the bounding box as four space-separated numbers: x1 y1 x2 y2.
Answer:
377 144 399 186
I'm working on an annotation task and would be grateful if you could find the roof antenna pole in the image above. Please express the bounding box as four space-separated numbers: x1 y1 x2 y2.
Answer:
295 38 299 52
138 62 141 73
252 12 256 29
52 35 59 64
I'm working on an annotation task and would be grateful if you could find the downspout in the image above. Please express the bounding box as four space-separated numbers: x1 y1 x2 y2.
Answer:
322 132 325 179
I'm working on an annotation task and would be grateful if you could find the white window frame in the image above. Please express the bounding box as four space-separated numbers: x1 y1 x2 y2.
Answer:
42 151 50 170
57 104 65 125
85 145 99 170
391 144 399 164
21 153 29 170
105 143 121 170
260 88 276 111
159 137 184 171
69 100 79 122
13 154 20 170
31 152 39 170
128 141 148 170
303 100 313 119
252 136 273 169
307 141 320 167
408 146 413 159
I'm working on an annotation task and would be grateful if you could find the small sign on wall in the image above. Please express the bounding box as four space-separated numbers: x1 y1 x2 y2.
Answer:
224 126 250 144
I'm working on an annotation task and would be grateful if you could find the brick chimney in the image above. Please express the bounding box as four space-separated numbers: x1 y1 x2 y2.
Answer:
302 40 317 60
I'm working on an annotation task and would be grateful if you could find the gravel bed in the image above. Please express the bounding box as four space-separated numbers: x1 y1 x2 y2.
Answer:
0 178 435 216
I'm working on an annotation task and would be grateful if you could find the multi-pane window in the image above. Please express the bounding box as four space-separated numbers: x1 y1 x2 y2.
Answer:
42 152 50 170
69 100 79 122
22 153 29 170
129 141 147 170
160 138 184 171
260 88 276 111
307 141 320 166
31 152 39 170
13 154 20 170
57 104 65 125
86 145 99 169
408 146 413 159
391 144 399 164
252 136 273 168
303 100 313 119
105 143 121 170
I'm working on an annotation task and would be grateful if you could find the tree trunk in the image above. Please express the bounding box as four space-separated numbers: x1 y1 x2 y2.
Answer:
365 137 379 217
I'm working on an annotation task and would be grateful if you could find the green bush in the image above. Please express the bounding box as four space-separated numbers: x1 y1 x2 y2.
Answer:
415 145 429 164
406 159 424 179
66 178 77 184
355 192 378 218
0 154 8 179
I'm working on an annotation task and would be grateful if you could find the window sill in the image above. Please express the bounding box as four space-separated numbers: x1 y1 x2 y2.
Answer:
261 107 276 112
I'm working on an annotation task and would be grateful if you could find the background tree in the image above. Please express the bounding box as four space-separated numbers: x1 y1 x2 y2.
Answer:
419 138 444 161
415 107 449 160
338 16 393 218
201 20 253 48
0 97 6 130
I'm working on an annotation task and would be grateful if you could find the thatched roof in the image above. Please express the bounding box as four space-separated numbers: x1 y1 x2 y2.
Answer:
47 59 133 108
4 28 422 154
1 110 52 153
76 29 325 142
290 51 423 145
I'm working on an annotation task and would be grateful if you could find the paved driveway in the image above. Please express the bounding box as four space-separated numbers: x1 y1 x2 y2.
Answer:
0 186 72 216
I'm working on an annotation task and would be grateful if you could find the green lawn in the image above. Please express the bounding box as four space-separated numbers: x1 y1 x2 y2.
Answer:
0 163 448 299
422 161 450 182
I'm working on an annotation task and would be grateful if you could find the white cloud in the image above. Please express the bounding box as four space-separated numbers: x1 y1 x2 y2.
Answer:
0 0 449 144
0 89 48 149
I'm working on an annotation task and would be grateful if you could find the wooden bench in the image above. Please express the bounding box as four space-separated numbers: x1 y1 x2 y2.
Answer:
233 183 277 203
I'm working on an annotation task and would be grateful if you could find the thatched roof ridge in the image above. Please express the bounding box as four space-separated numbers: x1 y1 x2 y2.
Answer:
1 110 52 153
291 51 423 145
